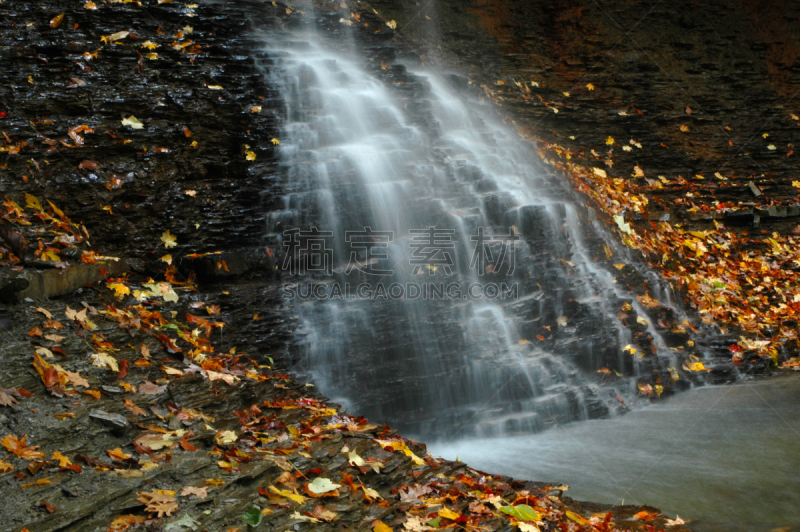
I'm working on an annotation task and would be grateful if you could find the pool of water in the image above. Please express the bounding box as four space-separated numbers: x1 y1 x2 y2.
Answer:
429 374 800 531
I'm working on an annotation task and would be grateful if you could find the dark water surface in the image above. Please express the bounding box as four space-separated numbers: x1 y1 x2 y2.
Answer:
430 375 800 531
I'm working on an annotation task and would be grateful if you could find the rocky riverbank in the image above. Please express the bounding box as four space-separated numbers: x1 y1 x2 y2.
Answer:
0 0 694 531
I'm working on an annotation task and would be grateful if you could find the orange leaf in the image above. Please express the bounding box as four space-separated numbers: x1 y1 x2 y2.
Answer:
21 476 52 488
50 13 64 28
108 515 147 532
1 434 45 460
124 398 146 417
52 451 72 468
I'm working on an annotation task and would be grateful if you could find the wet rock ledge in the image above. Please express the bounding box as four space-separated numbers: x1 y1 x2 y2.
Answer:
0 1 691 531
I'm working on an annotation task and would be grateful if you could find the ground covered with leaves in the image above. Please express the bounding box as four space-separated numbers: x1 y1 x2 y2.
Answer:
0 0 694 531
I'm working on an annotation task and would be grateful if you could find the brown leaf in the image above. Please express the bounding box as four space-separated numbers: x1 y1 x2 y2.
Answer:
28 327 43 337
0 389 19 407
50 13 64 28
180 486 208 499
312 505 338 522
117 359 129 380
136 490 178 517
40 500 57 513
138 381 166 395
124 398 146 417
43 320 64 330
179 437 198 452
78 160 99 170
44 334 65 343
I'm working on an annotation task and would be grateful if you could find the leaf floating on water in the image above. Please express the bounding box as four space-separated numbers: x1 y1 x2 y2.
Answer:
386 20 397 29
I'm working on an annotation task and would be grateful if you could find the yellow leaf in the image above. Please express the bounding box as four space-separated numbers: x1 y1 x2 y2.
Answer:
271 138 280 145
438 507 460 520
592 167 607 178
614 263 626 270
41 250 61 262
250 106 262 113
207 85 224 90
91 352 119 372
160 254 172 265
161 230 177 248
25 193 43 211
269 485 306 504
107 283 130 299
386 20 397 29
246 151 256 161
52 451 72 468
605 136 615 145
636 316 649 326
688 362 706 372
121 115 144 129
586 83 594 90
373 521 393 532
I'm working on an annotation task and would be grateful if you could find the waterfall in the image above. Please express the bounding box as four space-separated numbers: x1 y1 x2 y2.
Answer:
263 14 674 439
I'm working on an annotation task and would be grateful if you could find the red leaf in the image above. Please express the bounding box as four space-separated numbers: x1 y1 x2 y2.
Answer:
43 367 60 389
179 438 198 452
117 359 129 380
0 111 7 118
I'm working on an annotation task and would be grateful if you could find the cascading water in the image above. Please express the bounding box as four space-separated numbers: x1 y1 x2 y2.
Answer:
263 10 680 439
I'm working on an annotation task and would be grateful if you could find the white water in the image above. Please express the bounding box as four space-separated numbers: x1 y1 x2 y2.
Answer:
266 21 676 436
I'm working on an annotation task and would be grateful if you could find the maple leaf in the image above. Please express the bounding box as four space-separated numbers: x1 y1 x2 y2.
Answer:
107 283 130 299
161 230 177 248
124 398 146 416
137 490 178 517
1 435 46 460
180 486 208 499
108 515 147 532
0 459 13 474
0 389 19 407
52 451 72 468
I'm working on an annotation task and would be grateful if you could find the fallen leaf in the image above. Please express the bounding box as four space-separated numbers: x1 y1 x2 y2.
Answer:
91 352 119 372
181 486 208 499
2 435 46 460
161 230 177 248
307 477 341 495
50 13 65 28
121 115 144 129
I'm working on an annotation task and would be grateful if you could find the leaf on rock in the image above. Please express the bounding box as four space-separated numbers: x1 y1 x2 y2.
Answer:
242 507 263 526
180 486 208 499
1 435 46 460
107 515 147 531
91 352 119 372
500 504 541 522
121 115 143 129
307 477 341 495
161 230 177 248
136 490 178 518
